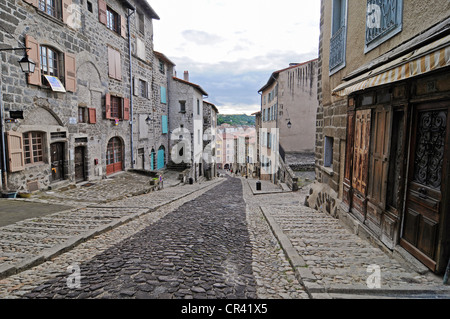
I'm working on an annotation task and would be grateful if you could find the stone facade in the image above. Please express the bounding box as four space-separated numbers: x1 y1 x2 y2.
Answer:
0 0 165 192
202 100 218 179
167 73 208 182
309 0 450 274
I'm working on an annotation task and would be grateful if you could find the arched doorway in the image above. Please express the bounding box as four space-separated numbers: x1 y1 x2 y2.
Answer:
157 145 165 170
106 137 123 175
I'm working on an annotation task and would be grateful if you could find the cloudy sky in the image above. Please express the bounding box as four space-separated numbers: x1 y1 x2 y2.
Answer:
149 0 321 115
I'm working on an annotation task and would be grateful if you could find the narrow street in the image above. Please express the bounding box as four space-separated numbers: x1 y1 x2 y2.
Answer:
0 171 449 300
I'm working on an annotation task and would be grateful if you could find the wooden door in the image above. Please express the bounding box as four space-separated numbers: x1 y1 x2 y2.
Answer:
400 102 450 272
74 146 85 183
51 142 64 182
106 137 123 175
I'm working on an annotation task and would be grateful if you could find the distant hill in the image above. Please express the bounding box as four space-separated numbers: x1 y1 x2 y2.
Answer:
218 114 255 126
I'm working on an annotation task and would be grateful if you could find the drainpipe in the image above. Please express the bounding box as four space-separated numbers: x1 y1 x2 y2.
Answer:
0 88 6 190
127 7 135 169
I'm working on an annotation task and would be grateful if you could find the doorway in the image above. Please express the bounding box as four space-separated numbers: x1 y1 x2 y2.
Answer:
74 146 86 183
106 137 123 175
51 142 65 182
400 102 450 272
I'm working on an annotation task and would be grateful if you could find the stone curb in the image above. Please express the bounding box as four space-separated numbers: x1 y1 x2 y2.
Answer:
0 178 225 280
246 180 289 196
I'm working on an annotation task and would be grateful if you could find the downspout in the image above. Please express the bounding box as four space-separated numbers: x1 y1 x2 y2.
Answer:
0 87 6 190
127 7 135 169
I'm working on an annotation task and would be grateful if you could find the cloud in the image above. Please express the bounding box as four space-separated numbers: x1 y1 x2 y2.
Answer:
182 30 225 46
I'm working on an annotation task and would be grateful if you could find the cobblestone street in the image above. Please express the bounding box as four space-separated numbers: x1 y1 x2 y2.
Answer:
0 171 449 299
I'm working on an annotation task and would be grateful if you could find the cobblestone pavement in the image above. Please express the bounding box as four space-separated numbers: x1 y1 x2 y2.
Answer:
242 177 450 298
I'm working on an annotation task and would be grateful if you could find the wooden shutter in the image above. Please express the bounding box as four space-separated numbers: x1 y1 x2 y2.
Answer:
24 0 38 7
64 52 77 92
105 93 112 119
114 49 121 80
6 131 25 173
123 98 130 120
147 82 151 99
368 106 391 208
25 35 41 86
160 86 166 104
108 47 116 79
352 109 371 195
62 0 72 25
162 115 168 134
121 15 127 38
133 77 139 96
88 108 97 124
98 0 107 25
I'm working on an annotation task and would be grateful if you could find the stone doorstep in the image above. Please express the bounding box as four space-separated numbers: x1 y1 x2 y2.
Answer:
0 178 225 281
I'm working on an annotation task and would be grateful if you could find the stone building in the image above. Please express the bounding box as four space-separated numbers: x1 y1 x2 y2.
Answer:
167 71 208 182
308 0 450 274
202 100 218 179
0 0 164 192
258 60 318 182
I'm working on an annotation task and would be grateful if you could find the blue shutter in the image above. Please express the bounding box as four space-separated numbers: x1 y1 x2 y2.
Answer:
150 152 155 170
160 86 166 104
162 115 168 134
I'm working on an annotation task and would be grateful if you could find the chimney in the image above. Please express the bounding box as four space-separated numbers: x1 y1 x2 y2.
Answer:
184 71 189 82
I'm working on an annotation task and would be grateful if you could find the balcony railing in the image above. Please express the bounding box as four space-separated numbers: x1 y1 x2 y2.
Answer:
329 25 346 72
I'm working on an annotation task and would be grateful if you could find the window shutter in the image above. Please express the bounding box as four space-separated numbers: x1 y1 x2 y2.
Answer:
88 108 97 124
147 82 151 99
105 93 112 119
6 131 25 173
121 15 127 38
133 77 139 96
162 115 168 134
114 49 121 80
98 0 107 25
64 52 77 92
62 0 72 25
160 86 166 104
25 35 41 86
108 47 116 79
123 98 130 120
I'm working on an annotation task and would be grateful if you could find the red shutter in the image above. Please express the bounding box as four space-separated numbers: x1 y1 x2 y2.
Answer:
105 93 112 119
88 108 97 124
23 0 38 7
98 0 107 25
121 15 127 38
62 0 72 25
64 52 77 92
6 131 25 173
25 35 41 86
123 98 130 120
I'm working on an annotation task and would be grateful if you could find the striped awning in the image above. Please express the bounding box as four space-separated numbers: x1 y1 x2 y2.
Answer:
332 34 450 97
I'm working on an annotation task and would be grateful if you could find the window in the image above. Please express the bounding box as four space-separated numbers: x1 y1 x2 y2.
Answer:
324 136 334 168
110 95 121 119
365 0 403 53
329 0 347 74
39 0 60 19
179 100 186 113
78 107 87 123
23 132 44 165
137 11 145 34
139 79 147 98
197 99 200 115
107 7 120 33
40 46 59 78
159 60 165 74
87 1 93 12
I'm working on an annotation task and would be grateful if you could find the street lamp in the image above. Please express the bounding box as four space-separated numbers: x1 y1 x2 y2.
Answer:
18 54 36 74
0 47 36 190
287 120 292 129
